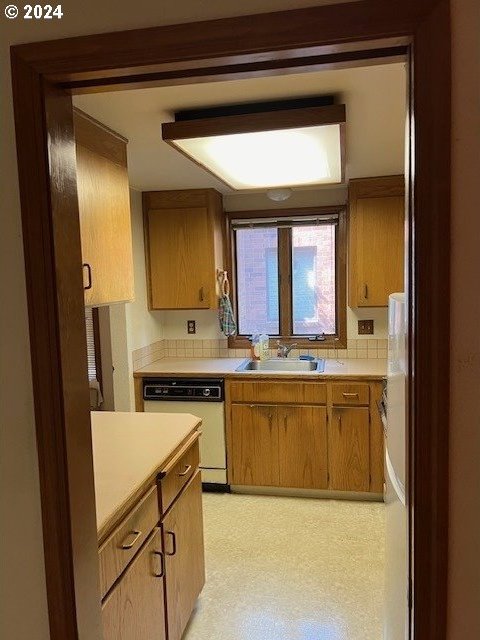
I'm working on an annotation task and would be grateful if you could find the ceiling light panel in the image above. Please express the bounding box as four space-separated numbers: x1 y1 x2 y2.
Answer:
162 104 346 190
173 125 342 189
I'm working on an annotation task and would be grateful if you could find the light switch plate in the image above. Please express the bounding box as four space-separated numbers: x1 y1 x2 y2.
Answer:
358 319 374 335
187 320 196 334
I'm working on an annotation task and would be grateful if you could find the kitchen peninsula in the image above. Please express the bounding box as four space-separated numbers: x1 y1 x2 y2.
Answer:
91 411 204 640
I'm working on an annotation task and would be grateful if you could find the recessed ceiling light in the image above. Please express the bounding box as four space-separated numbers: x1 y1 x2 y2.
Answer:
162 104 345 190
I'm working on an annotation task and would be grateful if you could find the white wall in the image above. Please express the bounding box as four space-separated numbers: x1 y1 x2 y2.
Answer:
107 189 165 410
1 2 478 640
125 189 164 352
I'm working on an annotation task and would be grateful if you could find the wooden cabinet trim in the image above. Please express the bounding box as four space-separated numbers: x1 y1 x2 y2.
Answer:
74 108 128 167
348 174 405 199
227 379 327 405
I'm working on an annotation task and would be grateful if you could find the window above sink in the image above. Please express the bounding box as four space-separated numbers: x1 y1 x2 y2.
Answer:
227 206 347 350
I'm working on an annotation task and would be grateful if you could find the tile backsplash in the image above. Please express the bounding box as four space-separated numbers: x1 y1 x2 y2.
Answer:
132 337 387 369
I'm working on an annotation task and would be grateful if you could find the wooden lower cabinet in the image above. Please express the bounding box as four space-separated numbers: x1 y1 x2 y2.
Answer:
230 404 328 489
230 404 279 486
227 379 383 494
328 407 370 492
278 405 328 489
163 471 205 640
102 528 166 640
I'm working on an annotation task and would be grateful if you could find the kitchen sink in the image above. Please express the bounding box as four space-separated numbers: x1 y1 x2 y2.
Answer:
235 358 325 373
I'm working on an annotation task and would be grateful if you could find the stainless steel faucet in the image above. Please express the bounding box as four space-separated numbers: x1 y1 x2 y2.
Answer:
276 340 298 358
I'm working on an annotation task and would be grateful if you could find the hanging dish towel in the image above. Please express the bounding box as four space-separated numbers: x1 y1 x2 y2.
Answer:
218 272 237 337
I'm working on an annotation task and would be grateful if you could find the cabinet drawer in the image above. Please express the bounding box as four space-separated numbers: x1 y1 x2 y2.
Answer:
331 383 370 406
228 381 327 405
99 485 159 599
159 440 199 514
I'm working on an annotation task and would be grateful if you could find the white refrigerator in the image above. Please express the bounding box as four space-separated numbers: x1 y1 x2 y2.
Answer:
384 292 408 640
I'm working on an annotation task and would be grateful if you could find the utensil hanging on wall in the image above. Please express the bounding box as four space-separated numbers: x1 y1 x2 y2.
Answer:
217 270 237 337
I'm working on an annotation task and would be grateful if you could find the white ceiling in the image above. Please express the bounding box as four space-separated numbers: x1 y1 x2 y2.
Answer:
73 62 406 194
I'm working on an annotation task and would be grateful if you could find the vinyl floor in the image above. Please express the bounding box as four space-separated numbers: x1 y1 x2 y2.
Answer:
183 492 385 640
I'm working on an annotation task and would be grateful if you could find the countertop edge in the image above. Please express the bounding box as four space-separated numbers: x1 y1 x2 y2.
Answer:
133 366 386 381
97 423 200 545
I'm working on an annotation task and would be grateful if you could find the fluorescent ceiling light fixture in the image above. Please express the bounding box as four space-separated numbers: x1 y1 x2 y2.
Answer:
162 105 345 190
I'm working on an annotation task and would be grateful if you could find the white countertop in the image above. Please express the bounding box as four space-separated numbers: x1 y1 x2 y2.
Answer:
134 357 387 379
91 411 201 536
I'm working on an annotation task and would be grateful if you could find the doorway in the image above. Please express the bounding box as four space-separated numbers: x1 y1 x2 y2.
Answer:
10 2 450 639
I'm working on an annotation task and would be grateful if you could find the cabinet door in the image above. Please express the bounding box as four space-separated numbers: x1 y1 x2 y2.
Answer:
163 471 205 640
329 407 370 492
146 207 214 309
230 404 279 486
102 527 166 640
278 405 328 489
76 144 134 306
354 195 404 306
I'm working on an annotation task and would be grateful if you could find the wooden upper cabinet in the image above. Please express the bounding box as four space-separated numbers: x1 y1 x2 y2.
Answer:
348 176 405 307
74 109 134 306
143 189 225 310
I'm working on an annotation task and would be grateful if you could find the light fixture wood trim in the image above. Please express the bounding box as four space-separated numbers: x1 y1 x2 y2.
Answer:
162 104 346 140
10 1 450 639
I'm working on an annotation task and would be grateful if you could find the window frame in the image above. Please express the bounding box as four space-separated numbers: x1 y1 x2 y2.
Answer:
227 205 347 349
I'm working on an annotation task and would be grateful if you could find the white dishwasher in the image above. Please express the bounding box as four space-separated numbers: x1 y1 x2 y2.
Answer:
143 378 228 489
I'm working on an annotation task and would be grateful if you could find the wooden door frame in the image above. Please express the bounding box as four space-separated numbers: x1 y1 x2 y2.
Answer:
10 1 450 639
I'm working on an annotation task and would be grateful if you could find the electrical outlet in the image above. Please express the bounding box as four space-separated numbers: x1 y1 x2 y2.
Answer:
358 319 374 335
187 320 196 334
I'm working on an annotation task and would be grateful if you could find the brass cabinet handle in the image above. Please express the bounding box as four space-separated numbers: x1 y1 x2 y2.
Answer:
83 263 92 290
120 529 142 550
153 550 164 577
364 283 368 299
165 530 177 556
342 392 359 398
283 413 287 430
199 287 205 302
178 464 192 477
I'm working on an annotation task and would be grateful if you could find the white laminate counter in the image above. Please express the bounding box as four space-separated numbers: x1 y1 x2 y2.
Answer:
91 411 201 537
134 357 387 379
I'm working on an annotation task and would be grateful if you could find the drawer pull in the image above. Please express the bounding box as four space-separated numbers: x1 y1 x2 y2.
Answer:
153 550 164 578
120 529 142 550
83 263 92 290
342 392 359 398
165 531 177 556
178 464 192 477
